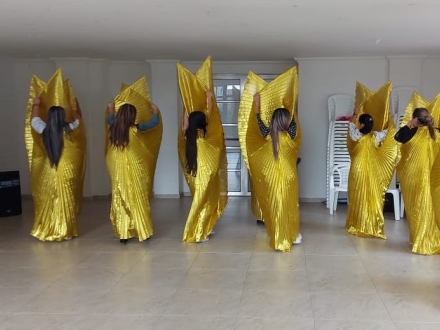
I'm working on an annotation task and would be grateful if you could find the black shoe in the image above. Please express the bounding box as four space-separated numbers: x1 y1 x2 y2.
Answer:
120 239 128 244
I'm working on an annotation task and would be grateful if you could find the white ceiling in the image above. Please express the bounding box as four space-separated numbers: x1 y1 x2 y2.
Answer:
0 0 439 61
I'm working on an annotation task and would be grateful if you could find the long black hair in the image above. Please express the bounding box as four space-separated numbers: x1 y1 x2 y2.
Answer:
109 103 137 150
269 108 291 159
359 114 374 134
413 108 436 140
185 111 207 176
42 106 71 167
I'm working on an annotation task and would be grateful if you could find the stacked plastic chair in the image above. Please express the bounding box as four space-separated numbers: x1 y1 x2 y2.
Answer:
327 94 353 211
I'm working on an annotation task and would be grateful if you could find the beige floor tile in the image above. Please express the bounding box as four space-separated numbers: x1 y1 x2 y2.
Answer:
394 322 440 330
0 267 66 289
155 316 236 330
311 292 391 321
0 313 83 330
238 290 313 318
138 251 199 270
381 293 440 322
181 268 248 290
163 289 242 317
191 252 251 270
86 288 176 315
314 319 397 330
308 269 377 294
76 315 159 330
244 269 309 292
0 287 44 313
17 286 110 314
1 198 439 327
75 251 146 270
50 267 128 289
234 317 315 330
248 253 306 271
305 254 368 273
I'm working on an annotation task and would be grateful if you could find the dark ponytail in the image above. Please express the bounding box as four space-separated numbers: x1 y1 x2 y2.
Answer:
413 108 436 140
42 106 70 167
185 111 207 176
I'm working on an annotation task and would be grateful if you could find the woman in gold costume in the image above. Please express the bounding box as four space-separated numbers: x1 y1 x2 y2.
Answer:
238 67 301 252
177 58 228 243
395 107 440 255
26 69 86 241
105 78 162 244
346 107 396 239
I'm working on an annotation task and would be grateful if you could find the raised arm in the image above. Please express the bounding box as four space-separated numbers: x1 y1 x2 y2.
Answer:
137 103 159 131
107 100 116 125
31 98 40 118
348 107 362 141
206 90 213 113
254 93 270 138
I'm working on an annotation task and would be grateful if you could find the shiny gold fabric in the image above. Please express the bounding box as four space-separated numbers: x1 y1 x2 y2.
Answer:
105 77 163 241
346 82 396 238
432 152 440 231
25 68 87 241
177 56 228 242
397 93 440 254
355 81 392 131
238 67 301 252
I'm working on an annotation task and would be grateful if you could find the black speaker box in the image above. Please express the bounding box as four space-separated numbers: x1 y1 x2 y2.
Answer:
0 171 22 217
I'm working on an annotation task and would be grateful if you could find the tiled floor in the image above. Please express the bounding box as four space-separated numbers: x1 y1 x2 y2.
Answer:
0 197 440 330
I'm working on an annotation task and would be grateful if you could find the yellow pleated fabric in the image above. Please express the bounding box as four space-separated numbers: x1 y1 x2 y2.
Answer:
177 56 228 242
346 82 397 239
238 67 301 252
25 68 87 241
105 77 163 241
432 151 440 231
397 92 440 255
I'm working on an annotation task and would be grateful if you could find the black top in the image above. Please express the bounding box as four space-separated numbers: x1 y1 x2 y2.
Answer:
395 125 440 143
257 113 297 139
394 126 417 144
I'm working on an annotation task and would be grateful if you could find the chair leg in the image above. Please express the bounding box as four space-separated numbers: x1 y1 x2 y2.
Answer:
400 193 405 218
329 188 334 215
333 191 339 213
391 191 400 221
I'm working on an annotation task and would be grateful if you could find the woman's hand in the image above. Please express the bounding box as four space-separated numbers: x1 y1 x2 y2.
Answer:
151 103 159 114
108 100 115 114
253 93 260 114
33 98 40 106
74 98 82 119
182 112 189 132
408 117 419 128
206 90 213 113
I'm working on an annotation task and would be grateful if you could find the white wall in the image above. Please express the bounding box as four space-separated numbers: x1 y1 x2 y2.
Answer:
1 56 439 200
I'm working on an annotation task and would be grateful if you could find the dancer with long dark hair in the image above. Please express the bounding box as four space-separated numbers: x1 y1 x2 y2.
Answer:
26 68 86 241
105 77 162 244
177 57 228 243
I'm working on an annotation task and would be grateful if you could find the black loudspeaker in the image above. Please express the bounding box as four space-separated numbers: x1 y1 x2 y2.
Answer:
0 171 22 217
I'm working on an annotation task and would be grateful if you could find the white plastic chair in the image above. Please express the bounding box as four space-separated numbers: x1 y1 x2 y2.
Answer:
329 163 350 215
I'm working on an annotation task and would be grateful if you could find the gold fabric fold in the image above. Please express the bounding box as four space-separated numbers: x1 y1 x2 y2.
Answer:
238 67 301 252
355 81 392 131
25 68 87 241
346 82 396 239
177 56 228 242
397 92 440 255
105 77 163 241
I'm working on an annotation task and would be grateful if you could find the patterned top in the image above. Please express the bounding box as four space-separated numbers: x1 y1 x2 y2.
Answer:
31 117 80 134
107 113 159 131
257 113 297 139
348 122 388 145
